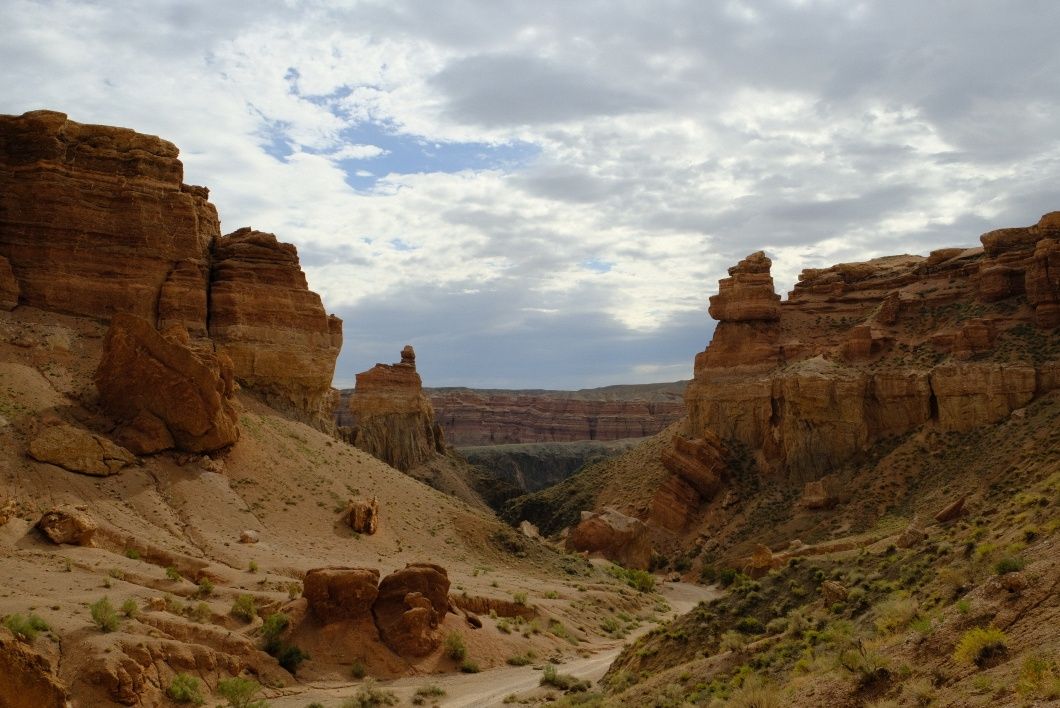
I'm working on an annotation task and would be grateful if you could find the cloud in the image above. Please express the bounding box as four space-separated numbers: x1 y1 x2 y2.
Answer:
3 0 1060 388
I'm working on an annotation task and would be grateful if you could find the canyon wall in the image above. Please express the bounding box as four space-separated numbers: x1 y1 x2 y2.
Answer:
0 110 340 421
337 382 686 445
679 214 1060 483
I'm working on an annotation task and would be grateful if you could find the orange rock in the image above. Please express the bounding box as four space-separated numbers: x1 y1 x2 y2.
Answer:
94 314 239 454
0 110 217 330
934 496 966 523
800 479 838 510
27 423 135 476
708 251 781 322
566 507 652 570
743 543 775 578
660 434 726 499
37 505 97 545
0 626 68 708
1026 236 1060 328
345 497 379 535
346 347 444 471
302 567 380 623
209 228 342 420
372 563 451 656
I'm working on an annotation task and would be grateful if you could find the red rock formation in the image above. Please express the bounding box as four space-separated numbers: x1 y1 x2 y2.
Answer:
345 346 445 471
0 627 68 708
345 497 379 535
0 111 341 421
95 314 239 454
372 563 451 657
209 228 342 419
346 382 687 446
566 507 653 570
0 110 217 332
302 567 380 623
683 213 1060 481
660 433 726 499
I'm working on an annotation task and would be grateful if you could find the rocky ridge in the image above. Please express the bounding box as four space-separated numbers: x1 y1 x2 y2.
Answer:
0 110 340 423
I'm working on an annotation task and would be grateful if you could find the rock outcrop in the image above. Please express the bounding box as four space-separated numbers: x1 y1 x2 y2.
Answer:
209 228 342 418
0 110 340 422
566 507 652 570
94 314 239 454
345 497 379 535
372 563 451 657
660 433 726 499
37 505 97 545
0 627 68 708
27 423 135 476
302 567 380 623
682 213 1060 481
344 346 445 471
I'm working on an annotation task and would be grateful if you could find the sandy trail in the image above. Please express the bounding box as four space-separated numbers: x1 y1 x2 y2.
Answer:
271 581 720 708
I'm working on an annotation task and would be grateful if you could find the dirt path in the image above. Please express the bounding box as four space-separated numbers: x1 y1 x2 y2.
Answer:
271 581 720 708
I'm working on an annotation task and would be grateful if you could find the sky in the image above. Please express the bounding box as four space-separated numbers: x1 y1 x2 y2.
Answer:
4 0 1060 389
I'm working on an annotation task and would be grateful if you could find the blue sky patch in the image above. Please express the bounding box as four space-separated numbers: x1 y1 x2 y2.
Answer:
583 258 614 273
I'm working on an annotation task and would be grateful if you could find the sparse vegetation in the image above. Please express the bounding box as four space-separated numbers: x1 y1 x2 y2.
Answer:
953 627 1008 666
459 657 481 673
120 599 138 618
167 673 204 704
444 631 467 661
231 594 257 622
541 663 590 692
342 678 398 706
90 597 119 632
216 676 268 708
3 613 49 641
165 567 182 581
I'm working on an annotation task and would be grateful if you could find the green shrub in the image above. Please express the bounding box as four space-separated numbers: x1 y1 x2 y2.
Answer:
231 595 257 622
735 616 763 634
3 613 49 641
342 678 398 707
90 597 119 632
873 597 919 634
216 676 267 708
994 556 1026 575
507 652 535 666
167 673 204 704
415 684 446 698
124 548 140 560
262 612 289 646
195 578 214 598
248 560 258 573
444 632 467 661
541 663 590 692
459 658 481 673
120 599 139 618
512 591 528 605
953 627 1008 666
165 567 182 581
350 659 366 678
838 640 890 688
275 643 309 673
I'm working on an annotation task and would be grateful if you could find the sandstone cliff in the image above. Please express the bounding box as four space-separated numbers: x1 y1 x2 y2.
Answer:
345 346 446 471
682 214 1060 483
0 110 340 421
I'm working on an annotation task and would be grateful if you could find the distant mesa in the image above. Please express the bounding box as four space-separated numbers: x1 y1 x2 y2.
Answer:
0 109 341 425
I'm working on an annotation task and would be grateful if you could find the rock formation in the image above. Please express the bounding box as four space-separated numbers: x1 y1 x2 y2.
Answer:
566 507 652 570
372 563 451 657
0 627 68 708
0 110 340 422
209 228 342 418
360 382 686 445
27 423 135 476
37 505 98 545
344 346 445 471
94 314 239 454
302 567 380 623
345 497 379 535
682 213 1060 481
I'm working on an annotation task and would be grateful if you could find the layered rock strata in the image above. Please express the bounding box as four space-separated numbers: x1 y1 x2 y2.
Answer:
683 213 1060 482
209 228 342 418
0 110 340 421
345 346 445 471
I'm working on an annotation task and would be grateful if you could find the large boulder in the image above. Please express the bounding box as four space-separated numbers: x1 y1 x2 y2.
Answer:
372 563 451 657
94 314 239 454
566 507 652 570
37 505 97 545
345 497 379 535
27 423 135 476
302 567 380 623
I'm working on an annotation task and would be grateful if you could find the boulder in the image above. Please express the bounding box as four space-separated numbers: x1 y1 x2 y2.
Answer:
800 479 838 510
372 563 451 657
94 314 239 454
302 567 380 623
896 523 927 549
821 580 848 604
345 497 379 535
37 505 97 545
743 543 775 579
518 520 541 539
566 508 652 570
239 530 259 544
934 496 967 523
27 423 135 476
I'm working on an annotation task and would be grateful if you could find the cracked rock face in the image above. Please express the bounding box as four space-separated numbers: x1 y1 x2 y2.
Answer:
27 423 134 476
